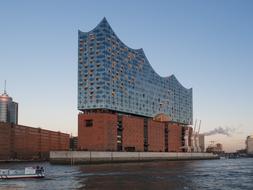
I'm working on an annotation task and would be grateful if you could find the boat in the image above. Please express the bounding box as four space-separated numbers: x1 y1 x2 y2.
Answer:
0 167 45 179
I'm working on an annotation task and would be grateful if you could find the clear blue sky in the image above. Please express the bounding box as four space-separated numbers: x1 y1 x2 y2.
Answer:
1 0 252 151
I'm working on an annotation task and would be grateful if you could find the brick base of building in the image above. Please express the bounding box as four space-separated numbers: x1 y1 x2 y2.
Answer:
78 112 192 152
0 122 70 160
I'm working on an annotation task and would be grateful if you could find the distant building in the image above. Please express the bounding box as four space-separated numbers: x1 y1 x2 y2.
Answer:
246 135 253 155
0 84 18 124
198 134 205 152
206 143 224 154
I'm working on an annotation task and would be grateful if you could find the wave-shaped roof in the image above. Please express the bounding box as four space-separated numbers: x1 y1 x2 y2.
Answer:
79 17 191 91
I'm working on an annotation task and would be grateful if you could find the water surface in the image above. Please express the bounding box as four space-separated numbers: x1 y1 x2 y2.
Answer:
0 158 252 190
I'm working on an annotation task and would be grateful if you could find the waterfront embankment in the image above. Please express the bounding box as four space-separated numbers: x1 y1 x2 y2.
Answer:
50 151 218 164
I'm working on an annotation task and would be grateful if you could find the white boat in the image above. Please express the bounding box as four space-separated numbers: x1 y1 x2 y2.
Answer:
0 167 45 179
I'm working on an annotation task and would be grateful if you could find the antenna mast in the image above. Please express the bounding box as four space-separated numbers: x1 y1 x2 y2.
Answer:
4 80 7 94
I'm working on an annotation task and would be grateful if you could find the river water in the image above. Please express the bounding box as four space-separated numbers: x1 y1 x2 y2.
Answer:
0 158 252 190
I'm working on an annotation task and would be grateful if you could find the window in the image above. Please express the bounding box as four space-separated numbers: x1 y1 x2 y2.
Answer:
85 120 93 127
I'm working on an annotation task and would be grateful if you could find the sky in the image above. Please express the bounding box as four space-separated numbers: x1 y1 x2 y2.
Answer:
0 0 252 152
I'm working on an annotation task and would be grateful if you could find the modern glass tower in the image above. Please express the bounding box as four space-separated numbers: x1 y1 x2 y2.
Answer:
0 83 18 124
78 18 192 125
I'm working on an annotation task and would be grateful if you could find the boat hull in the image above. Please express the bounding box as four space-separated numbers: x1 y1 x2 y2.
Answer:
0 174 44 179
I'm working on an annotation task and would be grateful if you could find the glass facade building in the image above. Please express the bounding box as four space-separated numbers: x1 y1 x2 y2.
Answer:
0 92 18 124
78 18 192 125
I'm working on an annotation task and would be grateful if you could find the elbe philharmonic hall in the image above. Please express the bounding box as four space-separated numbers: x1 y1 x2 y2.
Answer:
78 18 193 152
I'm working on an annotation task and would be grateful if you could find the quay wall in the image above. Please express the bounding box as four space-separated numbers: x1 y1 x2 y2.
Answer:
50 151 218 164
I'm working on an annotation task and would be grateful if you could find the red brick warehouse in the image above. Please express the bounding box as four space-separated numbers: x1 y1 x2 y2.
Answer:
0 122 69 160
78 112 190 152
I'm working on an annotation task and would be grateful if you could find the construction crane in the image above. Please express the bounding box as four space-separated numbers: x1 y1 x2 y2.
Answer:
191 119 197 152
196 120 201 152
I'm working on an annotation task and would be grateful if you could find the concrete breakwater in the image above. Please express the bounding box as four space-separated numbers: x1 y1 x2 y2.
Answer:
50 151 218 164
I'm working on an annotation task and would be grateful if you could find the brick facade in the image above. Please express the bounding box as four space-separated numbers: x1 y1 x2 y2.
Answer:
78 112 117 151
167 123 183 152
78 112 191 152
0 122 69 160
0 122 12 160
148 120 165 152
122 115 144 152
